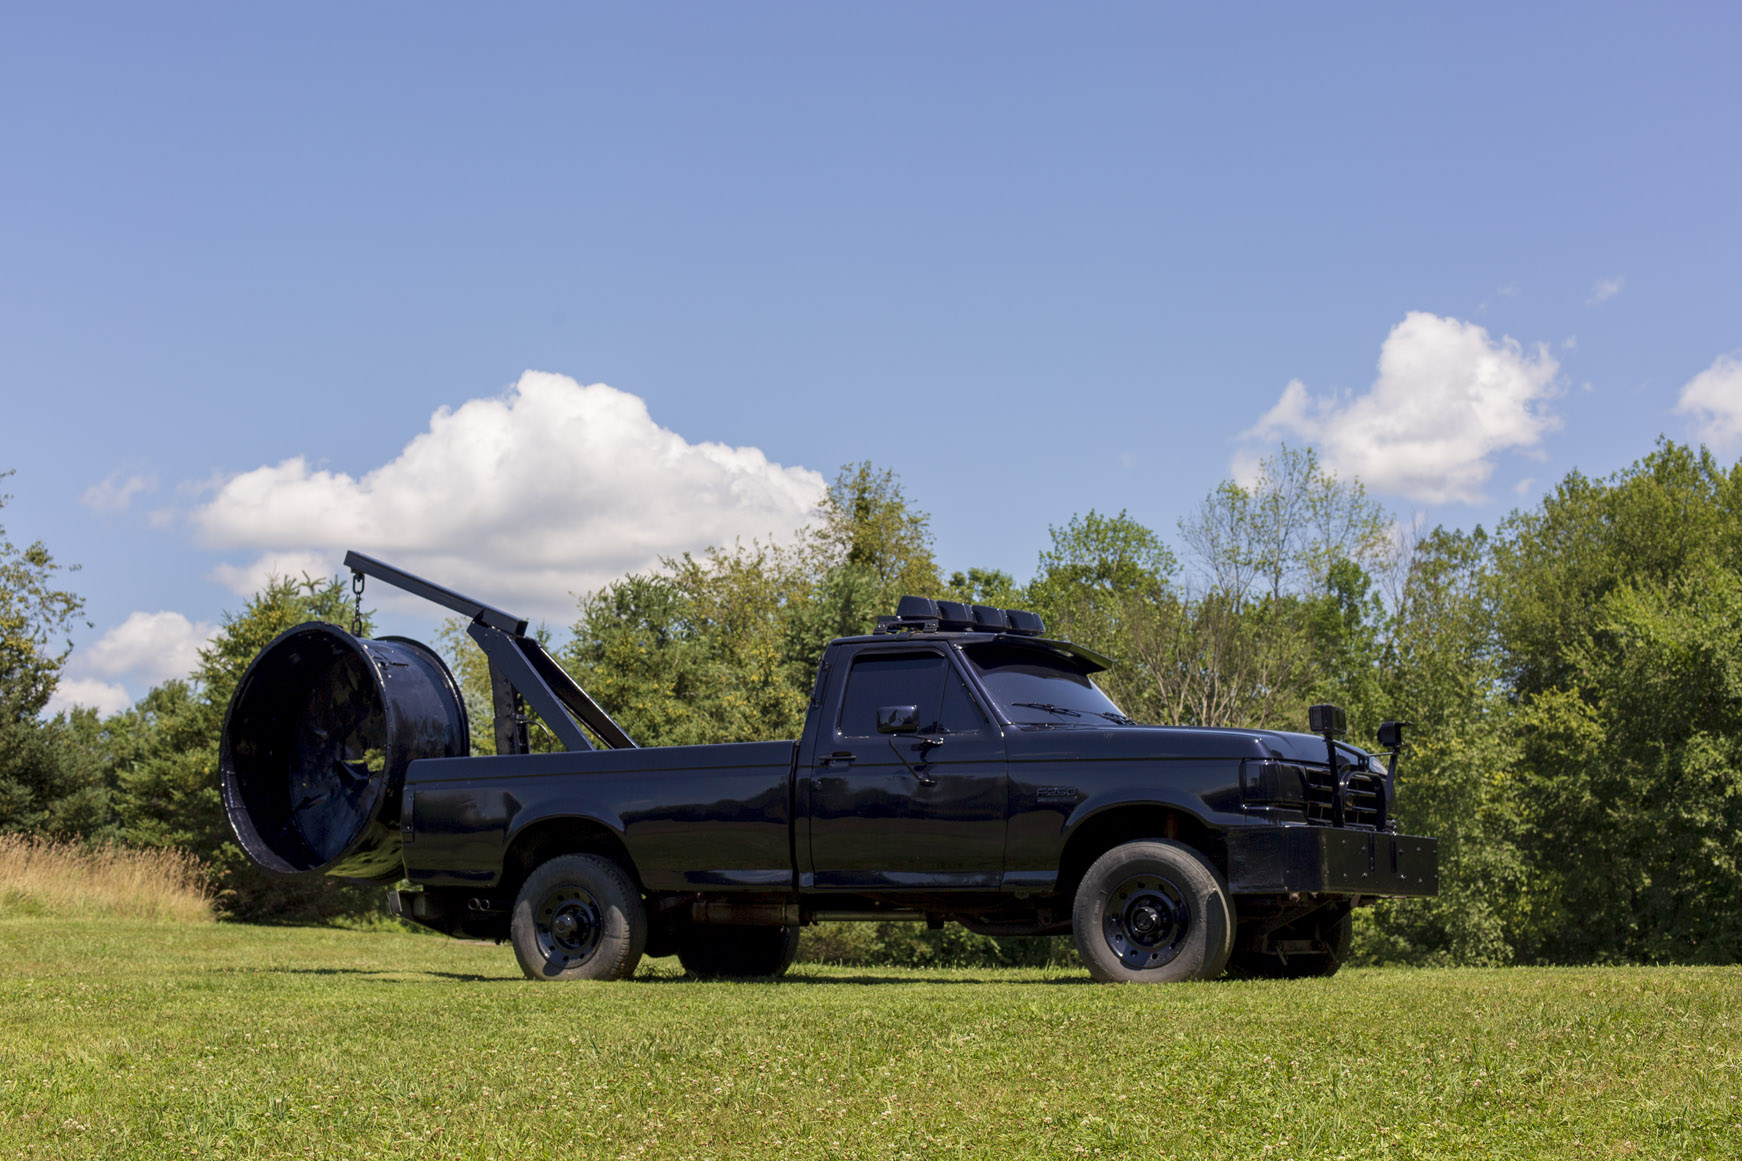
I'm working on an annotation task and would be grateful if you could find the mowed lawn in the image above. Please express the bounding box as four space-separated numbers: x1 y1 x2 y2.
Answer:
0 920 1737 1160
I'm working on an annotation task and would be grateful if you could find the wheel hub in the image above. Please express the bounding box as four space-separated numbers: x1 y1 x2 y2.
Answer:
1103 873 1189 971
536 887 603 966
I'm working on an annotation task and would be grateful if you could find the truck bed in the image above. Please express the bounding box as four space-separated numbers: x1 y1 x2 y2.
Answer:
402 740 796 891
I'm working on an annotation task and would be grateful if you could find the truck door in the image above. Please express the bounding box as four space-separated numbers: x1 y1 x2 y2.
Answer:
805 647 1007 889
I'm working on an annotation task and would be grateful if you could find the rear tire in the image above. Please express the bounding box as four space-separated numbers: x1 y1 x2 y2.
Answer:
510 854 646 981
677 925 802 978
1072 840 1234 983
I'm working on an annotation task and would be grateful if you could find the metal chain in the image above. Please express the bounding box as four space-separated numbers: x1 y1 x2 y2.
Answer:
350 570 366 638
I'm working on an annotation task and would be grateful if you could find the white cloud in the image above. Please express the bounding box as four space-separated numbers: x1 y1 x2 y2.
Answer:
1675 352 1742 451
44 678 134 718
43 610 217 719
1242 312 1562 504
81 469 156 513
80 610 217 687
1588 276 1625 305
188 371 828 624
206 550 337 599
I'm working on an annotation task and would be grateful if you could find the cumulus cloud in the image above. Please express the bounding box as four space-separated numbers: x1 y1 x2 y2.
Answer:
81 469 156 513
45 610 219 717
44 678 134 718
1242 312 1562 504
81 611 217 688
207 550 337 599
1675 353 1742 451
188 371 828 623
1588 276 1625 305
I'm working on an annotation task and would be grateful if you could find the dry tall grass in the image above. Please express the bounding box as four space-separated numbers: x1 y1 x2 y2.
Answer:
0 835 214 922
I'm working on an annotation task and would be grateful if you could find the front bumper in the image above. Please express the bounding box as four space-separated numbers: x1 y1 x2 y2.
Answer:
1226 826 1438 897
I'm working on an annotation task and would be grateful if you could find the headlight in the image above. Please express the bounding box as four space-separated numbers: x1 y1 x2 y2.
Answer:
1241 759 1308 807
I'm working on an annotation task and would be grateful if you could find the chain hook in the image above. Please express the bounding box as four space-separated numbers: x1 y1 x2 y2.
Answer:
350 570 366 638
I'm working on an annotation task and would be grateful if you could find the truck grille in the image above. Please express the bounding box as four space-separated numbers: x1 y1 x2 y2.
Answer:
1304 766 1385 830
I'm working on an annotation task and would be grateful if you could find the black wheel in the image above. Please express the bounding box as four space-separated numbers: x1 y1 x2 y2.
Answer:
676 925 801 979
1071 840 1234 983
510 854 646 981
1228 907 1353 980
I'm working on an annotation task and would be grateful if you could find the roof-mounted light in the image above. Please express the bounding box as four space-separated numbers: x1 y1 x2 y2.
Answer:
936 600 974 630
971 605 1008 630
896 596 940 620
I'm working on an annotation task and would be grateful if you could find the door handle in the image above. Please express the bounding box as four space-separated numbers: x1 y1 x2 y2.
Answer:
820 751 856 766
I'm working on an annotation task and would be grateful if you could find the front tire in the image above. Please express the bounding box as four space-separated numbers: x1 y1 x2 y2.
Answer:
510 854 646 981
676 925 801 978
1072 840 1234 983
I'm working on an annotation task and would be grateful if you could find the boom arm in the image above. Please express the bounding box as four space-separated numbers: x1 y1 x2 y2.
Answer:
343 550 635 752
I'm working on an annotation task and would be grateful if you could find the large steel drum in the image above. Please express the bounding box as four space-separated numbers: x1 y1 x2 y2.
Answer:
220 622 469 882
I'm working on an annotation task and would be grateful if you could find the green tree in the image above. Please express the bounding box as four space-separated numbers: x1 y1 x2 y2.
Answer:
807 461 939 601
1023 509 1181 721
0 471 95 836
564 541 813 748
1140 446 1394 734
1492 440 1742 698
1124 590 1316 729
1354 527 1525 966
1301 558 1387 725
1027 509 1176 644
942 567 1020 609
785 463 941 658
1491 443 1742 962
1179 444 1392 606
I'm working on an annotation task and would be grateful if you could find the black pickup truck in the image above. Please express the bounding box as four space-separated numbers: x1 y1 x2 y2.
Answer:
221 553 1437 984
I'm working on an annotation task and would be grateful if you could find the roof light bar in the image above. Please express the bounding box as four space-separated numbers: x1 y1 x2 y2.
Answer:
879 595 1046 637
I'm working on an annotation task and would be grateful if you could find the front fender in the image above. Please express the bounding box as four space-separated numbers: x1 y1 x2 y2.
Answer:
1003 756 1249 889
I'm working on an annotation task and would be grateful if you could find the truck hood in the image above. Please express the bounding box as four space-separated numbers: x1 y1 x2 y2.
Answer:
1007 722 1376 768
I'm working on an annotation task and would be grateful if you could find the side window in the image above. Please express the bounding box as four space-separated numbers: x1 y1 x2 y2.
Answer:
837 653 947 737
938 669 989 734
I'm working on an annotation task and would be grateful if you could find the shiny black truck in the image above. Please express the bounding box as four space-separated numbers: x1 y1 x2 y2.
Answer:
220 552 1437 984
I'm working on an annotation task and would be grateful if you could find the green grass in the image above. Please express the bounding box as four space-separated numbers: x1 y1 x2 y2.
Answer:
1 920 1737 1160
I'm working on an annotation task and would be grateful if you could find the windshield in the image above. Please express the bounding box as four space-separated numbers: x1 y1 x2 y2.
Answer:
961 643 1133 725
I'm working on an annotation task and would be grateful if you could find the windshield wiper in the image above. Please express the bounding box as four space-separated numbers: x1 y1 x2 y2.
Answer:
1094 710 1137 725
1011 701 1083 719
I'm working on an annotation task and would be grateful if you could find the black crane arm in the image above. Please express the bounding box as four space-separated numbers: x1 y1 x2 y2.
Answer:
342 550 635 752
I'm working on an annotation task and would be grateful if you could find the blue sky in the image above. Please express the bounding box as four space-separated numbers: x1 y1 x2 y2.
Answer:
3 4 1739 714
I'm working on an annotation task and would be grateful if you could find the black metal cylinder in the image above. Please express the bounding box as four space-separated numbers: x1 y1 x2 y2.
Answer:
220 622 469 882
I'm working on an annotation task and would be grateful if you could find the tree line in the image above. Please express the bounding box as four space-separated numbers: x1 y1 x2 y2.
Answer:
3 443 1739 965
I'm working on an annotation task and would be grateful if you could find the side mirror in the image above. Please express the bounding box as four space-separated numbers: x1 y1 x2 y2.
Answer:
877 705 919 734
